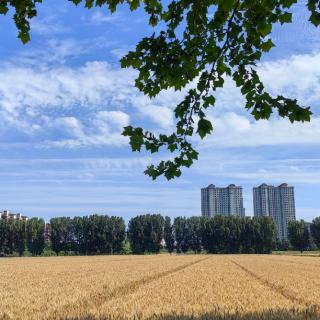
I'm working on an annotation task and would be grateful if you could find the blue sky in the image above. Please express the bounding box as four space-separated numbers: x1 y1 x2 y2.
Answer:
0 0 319 222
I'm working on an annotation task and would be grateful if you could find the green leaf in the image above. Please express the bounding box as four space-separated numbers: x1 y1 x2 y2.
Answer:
149 15 158 26
219 0 236 11
197 118 213 139
279 12 292 24
309 12 320 27
258 23 272 37
18 32 30 44
203 95 216 108
0 5 9 14
129 0 141 11
260 39 275 52
282 0 297 9
85 0 94 9
168 143 178 152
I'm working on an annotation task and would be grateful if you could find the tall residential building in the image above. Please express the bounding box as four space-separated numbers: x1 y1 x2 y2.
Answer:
253 183 296 240
201 184 245 217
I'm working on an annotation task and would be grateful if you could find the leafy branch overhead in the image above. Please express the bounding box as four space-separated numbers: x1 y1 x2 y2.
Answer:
1 0 317 179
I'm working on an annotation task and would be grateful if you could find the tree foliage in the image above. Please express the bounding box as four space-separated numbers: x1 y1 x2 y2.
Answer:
310 217 320 249
0 214 125 256
0 218 44 256
202 215 276 254
4 213 318 256
163 216 175 253
288 220 310 253
0 0 317 179
26 218 45 256
50 215 126 255
0 219 27 256
128 214 164 254
187 216 202 253
50 217 73 254
173 216 189 253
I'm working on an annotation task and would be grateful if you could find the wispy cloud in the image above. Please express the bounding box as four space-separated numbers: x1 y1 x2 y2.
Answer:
47 111 130 148
0 59 177 147
201 113 320 148
31 15 70 36
89 11 122 25
2 49 320 149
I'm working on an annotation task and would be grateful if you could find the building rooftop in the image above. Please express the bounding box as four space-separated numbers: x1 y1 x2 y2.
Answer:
255 183 291 188
279 183 289 187
204 184 242 189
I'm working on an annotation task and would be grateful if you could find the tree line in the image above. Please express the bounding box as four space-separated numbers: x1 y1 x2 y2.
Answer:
50 215 125 255
129 215 277 254
0 218 45 256
287 219 320 253
1 214 320 256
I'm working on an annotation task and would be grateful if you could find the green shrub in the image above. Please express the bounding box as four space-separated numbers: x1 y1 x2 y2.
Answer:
22 250 32 257
58 251 77 256
41 249 57 257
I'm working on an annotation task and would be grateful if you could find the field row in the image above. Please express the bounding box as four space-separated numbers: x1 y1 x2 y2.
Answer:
0 255 320 319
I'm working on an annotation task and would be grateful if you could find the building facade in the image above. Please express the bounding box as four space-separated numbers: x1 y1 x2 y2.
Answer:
253 183 296 239
201 184 245 217
0 210 28 221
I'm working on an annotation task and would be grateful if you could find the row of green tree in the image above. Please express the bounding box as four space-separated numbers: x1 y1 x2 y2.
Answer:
0 218 45 256
288 219 320 253
0 215 126 256
125 215 320 254
1 214 320 256
129 215 277 254
50 215 125 255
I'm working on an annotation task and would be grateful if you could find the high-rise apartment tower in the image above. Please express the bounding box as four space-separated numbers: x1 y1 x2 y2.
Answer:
253 183 296 239
201 184 245 217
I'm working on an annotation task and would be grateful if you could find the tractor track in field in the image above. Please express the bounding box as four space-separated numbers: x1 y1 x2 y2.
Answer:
228 258 319 311
51 256 210 320
256 256 320 268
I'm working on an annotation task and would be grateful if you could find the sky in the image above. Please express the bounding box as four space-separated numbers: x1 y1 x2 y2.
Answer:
0 0 319 222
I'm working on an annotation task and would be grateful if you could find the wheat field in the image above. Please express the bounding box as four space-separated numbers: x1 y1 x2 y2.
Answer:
0 255 319 320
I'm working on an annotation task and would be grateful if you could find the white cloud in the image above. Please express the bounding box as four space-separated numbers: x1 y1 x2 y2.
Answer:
0 157 152 177
89 11 121 25
194 154 320 186
2 50 320 149
48 111 130 148
15 39 88 66
131 95 175 130
201 112 320 148
86 9 145 31
209 52 320 117
50 117 85 139
110 46 134 59
31 15 70 36
0 60 175 146
195 52 320 148
259 52 320 107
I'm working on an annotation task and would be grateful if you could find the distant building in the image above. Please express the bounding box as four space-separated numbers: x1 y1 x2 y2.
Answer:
201 184 245 217
253 183 296 240
0 210 28 221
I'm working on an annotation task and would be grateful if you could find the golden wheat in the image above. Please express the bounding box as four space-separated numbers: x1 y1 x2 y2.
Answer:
0 255 319 320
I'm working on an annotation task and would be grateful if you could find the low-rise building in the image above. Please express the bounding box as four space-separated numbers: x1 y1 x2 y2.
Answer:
0 210 28 221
